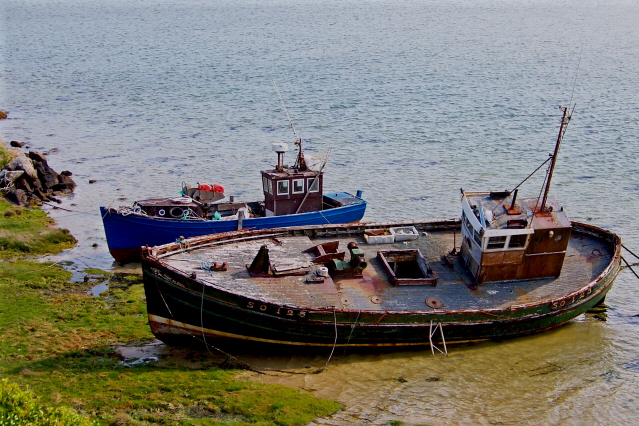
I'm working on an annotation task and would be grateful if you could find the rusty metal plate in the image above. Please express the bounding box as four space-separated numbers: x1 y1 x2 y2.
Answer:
425 296 444 309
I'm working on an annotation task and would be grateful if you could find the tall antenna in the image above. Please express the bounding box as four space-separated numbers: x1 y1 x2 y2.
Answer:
568 45 583 109
271 79 299 143
271 79 307 170
537 51 581 212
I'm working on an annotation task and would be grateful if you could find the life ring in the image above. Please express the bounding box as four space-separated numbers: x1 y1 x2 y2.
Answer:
158 209 165 217
170 207 184 218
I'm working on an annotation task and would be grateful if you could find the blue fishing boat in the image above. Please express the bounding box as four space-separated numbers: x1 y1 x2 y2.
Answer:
101 142 366 262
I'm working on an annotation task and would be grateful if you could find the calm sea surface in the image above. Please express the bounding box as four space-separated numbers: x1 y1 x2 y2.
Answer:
2 0 639 424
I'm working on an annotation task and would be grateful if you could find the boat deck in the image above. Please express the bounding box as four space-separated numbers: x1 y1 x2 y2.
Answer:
161 229 614 312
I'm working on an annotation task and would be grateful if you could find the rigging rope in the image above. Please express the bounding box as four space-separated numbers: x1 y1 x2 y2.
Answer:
510 156 552 194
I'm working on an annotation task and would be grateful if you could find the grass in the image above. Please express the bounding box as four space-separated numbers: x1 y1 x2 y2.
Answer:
0 139 13 168
0 199 77 259
0 215 342 425
1 378 99 426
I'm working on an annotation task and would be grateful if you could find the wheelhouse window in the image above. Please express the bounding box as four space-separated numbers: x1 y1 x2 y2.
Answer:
292 179 305 194
486 236 507 250
263 177 271 194
508 234 528 248
308 177 319 192
463 214 473 235
277 180 289 195
473 230 482 246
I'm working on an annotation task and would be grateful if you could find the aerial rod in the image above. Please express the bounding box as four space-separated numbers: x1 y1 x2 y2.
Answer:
271 78 300 144
271 79 308 170
539 105 571 212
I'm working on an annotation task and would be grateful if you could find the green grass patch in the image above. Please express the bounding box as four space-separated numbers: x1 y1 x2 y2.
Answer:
0 199 77 259
0 140 13 169
0 263 342 425
0 263 151 365
1 378 99 426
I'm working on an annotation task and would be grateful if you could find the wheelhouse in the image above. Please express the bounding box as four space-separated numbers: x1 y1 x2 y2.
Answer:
460 190 572 284
261 168 324 216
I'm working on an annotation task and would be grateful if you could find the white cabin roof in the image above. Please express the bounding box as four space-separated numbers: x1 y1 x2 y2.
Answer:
462 191 571 236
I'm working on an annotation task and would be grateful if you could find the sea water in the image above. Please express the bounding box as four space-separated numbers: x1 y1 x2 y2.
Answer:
2 0 639 424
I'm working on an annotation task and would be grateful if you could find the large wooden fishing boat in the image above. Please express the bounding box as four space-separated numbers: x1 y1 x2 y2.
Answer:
101 141 366 262
140 107 622 351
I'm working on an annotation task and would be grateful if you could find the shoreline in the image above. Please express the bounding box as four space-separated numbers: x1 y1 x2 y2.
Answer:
0 140 343 426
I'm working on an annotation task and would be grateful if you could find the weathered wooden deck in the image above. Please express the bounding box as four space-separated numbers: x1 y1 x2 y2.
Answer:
162 229 614 312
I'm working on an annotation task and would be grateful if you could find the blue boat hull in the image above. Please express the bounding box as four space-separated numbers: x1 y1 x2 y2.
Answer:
101 194 366 261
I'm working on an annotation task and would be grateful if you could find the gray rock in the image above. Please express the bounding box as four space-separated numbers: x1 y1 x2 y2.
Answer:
7 154 38 180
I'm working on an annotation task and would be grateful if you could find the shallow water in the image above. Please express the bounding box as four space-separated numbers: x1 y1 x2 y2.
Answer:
2 0 639 424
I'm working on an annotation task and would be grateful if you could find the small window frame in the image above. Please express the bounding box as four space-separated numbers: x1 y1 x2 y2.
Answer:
292 178 305 194
307 177 320 193
508 234 528 249
472 230 482 247
277 180 289 195
486 236 507 250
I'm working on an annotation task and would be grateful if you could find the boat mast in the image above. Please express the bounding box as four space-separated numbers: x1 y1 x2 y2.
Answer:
539 106 571 212
271 79 307 171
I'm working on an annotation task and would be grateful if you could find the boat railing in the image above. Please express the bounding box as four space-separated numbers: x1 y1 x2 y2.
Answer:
143 218 462 260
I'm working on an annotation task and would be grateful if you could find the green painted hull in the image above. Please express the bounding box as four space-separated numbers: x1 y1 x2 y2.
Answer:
142 221 621 350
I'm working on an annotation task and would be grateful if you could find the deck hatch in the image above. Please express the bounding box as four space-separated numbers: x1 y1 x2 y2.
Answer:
377 249 438 286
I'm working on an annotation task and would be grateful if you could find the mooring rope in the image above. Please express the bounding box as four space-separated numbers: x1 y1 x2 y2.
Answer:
199 282 214 354
45 245 79 268
324 309 339 369
621 256 639 281
622 244 639 261
155 277 173 318
343 310 361 355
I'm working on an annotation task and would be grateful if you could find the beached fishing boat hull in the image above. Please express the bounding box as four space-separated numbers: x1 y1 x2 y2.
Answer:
101 193 366 262
141 221 621 350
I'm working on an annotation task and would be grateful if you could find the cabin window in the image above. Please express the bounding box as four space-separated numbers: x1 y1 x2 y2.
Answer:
486 236 507 250
267 179 273 194
292 179 305 194
263 177 270 194
464 215 473 235
308 177 319 192
508 234 528 248
473 230 482 246
277 180 289 195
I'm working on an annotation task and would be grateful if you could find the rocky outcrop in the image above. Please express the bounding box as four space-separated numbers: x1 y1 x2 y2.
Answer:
1 148 76 207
